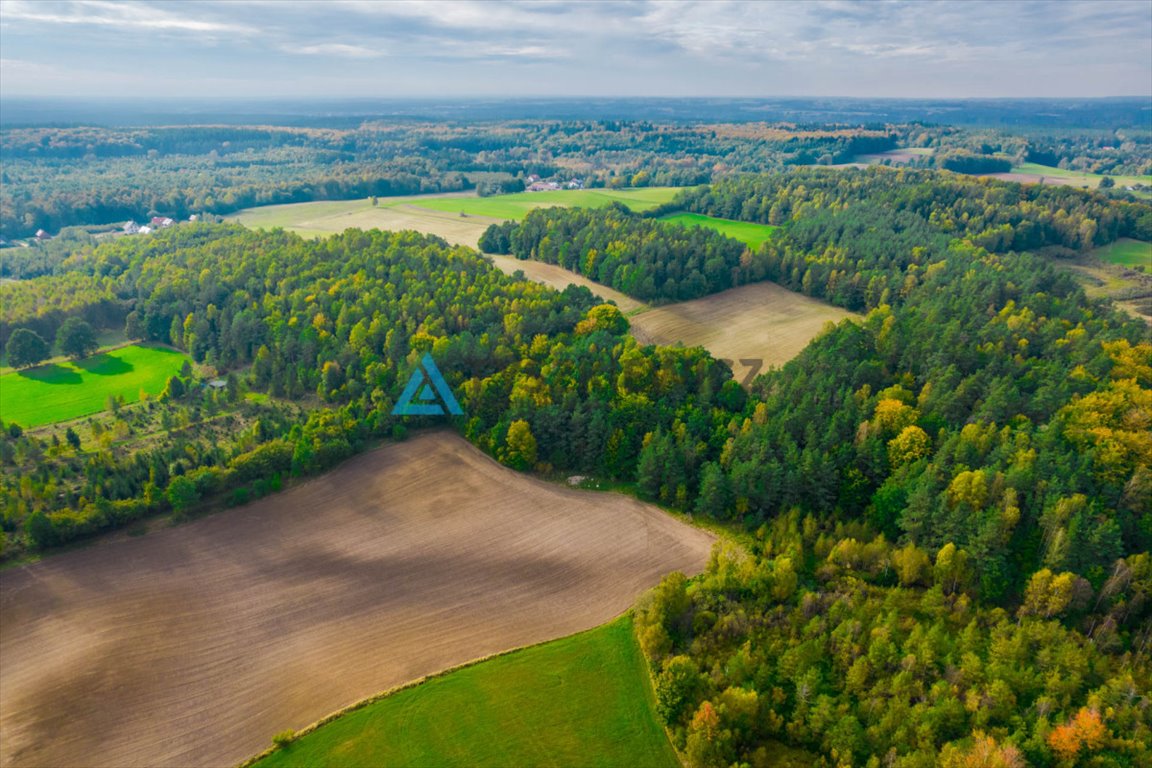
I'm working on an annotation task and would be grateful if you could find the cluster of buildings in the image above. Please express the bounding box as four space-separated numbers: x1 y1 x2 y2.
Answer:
123 215 197 235
525 174 584 192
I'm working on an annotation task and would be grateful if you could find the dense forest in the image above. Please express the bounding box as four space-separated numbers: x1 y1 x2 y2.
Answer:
480 204 757 302
1 165 1149 765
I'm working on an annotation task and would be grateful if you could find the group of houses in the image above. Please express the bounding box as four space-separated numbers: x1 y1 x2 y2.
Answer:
525 174 584 192
123 215 197 236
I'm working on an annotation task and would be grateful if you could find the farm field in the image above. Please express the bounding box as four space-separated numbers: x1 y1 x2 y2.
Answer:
413 186 681 218
0 431 714 768
630 282 858 384
658 212 777 249
986 163 1152 195
234 187 683 246
0 343 189 428
253 615 678 768
1089 238 1151 268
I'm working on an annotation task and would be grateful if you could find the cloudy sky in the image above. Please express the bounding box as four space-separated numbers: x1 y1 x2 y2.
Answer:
1 0 1149 99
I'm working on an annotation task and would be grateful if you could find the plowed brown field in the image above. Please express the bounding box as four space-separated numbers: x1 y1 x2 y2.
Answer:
0 432 713 768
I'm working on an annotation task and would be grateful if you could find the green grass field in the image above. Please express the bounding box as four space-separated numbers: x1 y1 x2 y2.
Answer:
0 344 189 428
1013 162 1152 190
659 212 777 249
1088 238 1151 268
253 615 678 768
236 188 683 232
396 187 682 219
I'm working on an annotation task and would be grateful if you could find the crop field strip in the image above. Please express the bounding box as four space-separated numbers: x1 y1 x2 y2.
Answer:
0 431 713 768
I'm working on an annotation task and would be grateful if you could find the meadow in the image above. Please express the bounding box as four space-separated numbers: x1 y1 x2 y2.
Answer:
412 186 681 218
0 343 189 428
1088 237 1151 268
253 615 677 768
0 432 712 768
658 212 777 249
994 162 1152 194
234 187 683 246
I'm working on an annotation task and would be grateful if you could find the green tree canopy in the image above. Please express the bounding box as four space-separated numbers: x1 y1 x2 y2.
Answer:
5 328 50 369
55 317 98 360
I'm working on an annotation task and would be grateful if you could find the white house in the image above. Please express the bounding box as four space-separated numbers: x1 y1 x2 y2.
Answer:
124 221 140 234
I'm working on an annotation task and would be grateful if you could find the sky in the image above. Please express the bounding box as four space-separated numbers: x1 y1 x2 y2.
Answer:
1 0 1150 99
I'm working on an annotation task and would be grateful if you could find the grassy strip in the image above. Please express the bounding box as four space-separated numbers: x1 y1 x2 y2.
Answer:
246 614 678 768
658 212 778 249
408 187 682 219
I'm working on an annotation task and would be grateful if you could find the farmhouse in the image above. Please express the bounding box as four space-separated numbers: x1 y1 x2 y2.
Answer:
34 229 50 240
123 220 141 234
151 216 175 228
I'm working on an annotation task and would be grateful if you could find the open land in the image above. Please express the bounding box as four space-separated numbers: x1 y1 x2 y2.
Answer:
253 615 678 768
0 431 714 768
484 253 646 313
630 282 858 383
986 163 1152 197
0 343 189 428
657 212 777 249
234 188 682 247
1089 238 1151 268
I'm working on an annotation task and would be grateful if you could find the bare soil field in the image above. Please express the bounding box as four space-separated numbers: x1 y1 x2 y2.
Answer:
484 253 647 313
630 282 857 383
0 432 714 768
983 171 1095 189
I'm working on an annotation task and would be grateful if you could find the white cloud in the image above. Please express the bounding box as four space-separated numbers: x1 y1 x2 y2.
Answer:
286 43 385 59
0 0 256 34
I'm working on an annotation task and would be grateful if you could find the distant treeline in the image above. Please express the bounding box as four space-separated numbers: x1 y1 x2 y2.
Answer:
1 122 895 237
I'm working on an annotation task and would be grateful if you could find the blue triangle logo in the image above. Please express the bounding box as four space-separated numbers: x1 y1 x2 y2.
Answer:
392 352 463 416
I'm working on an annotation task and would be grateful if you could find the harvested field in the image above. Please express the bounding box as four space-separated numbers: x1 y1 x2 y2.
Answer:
233 198 498 246
484 253 646 313
630 282 857 384
0 431 714 768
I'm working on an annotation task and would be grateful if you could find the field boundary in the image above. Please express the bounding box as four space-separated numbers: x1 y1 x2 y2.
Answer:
236 610 669 768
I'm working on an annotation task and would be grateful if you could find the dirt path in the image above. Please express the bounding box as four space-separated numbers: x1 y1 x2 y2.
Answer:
0 432 714 768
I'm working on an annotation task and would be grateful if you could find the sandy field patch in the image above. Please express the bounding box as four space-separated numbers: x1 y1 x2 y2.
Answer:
483 253 647 313
630 282 857 383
